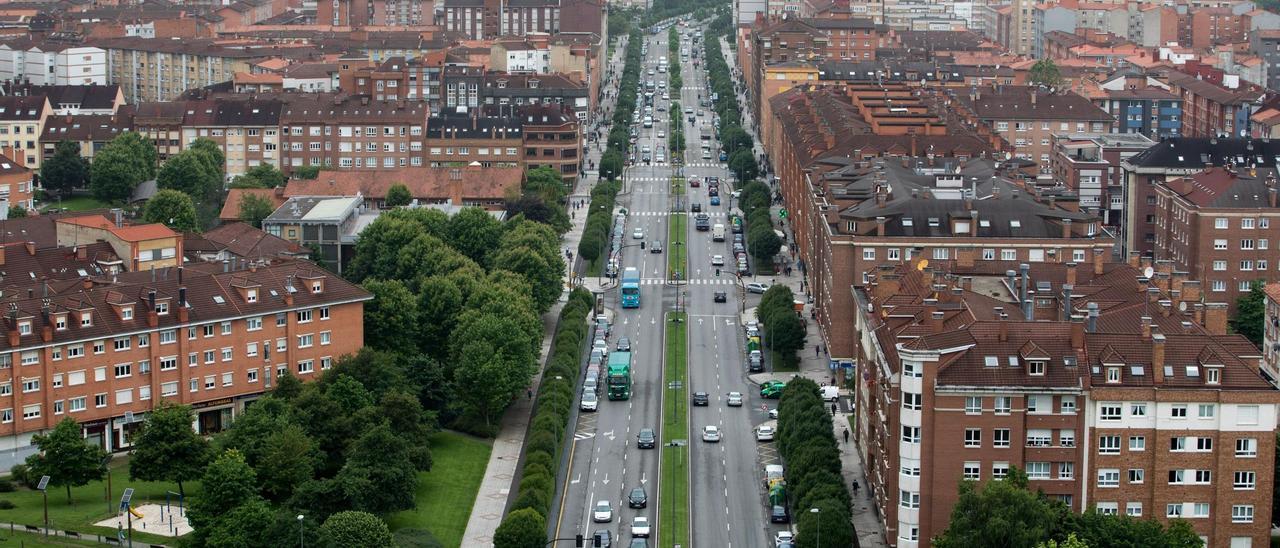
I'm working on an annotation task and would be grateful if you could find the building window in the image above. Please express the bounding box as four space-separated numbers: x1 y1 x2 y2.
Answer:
1095 502 1118 515
994 396 1011 414
899 490 920 509
964 428 981 447
863 249 875 260
114 363 130 378
298 360 315 374
902 426 920 444
902 392 921 411
1060 396 1076 414
1126 503 1143 517
1026 462 1049 479
1232 505 1254 523
1216 218 1229 229
1099 436 1121 454
1236 438 1258 457
1100 404 1121 421
963 462 980 480
965 396 982 414
1097 469 1120 487
1234 471 1256 489
1129 436 1145 451
1130 403 1147 416
1171 437 1187 451
992 462 1009 480
1060 430 1075 447
1106 367 1120 382
993 429 1010 448
1171 405 1187 418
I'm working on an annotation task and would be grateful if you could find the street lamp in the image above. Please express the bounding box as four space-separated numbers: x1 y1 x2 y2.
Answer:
297 514 305 548
810 507 821 548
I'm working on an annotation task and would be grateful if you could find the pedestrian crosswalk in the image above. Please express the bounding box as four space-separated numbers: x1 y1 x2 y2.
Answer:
624 162 725 172
627 210 729 217
634 278 743 285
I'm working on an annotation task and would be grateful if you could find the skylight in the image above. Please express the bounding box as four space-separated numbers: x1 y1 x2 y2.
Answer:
1009 220 1022 228
984 356 999 367
213 296 226 304
1185 366 1200 377
1007 356 1019 367
1130 366 1145 376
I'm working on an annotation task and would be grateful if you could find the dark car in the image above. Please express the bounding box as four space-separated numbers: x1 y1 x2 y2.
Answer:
714 291 727 303
628 486 648 508
692 392 710 406
771 505 790 523
637 428 656 449
691 203 702 212
593 530 613 547
629 539 649 548
617 337 632 352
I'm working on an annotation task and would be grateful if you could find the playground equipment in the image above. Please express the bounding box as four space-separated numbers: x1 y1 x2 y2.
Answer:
127 505 144 519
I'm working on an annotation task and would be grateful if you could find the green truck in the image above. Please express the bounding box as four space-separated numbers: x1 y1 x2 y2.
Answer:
607 351 633 400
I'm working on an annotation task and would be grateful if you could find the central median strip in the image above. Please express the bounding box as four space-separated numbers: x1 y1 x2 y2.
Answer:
659 311 689 548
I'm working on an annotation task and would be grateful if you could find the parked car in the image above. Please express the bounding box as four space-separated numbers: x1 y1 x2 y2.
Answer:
637 428 656 449
760 381 786 399
580 389 598 411
631 517 651 538
770 505 789 523
775 531 794 547
746 282 771 294
757 425 775 442
593 500 613 523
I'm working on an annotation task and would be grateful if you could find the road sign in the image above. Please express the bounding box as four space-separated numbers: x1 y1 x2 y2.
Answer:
779 208 788 218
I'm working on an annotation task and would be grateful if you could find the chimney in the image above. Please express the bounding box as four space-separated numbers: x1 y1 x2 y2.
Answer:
1160 299 1172 318
969 210 979 237
81 277 91 290
178 287 189 322
874 273 902 301
1127 251 1140 268
1066 262 1077 286
1153 271 1170 292
1270 187 1277 208
1181 280 1201 305
1070 313 1084 351
76 245 86 260
24 241 34 256
1141 315 1152 339
1181 321 1195 334
1203 303 1228 335
922 267 935 288
1093 246 1107 275
1030 89 1038 105
875 185 887 207
998 312 1008 342
1147 286 1160 304
0 244 5 266
1061 218 1072 239
1194 302 1204 326
875 217 885 236
930 310 945 332
1023 298 1034 320
1018 263 1030 310
1170 270 1187 294
1152 332 1162 384
1140 255 1154 274
1086 302 1099 332
960 276 973 291
1061 284 1073 321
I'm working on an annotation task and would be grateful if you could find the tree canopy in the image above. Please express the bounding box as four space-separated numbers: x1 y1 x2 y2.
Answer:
230 163 287 189
238 192 276 228
40 140 89 197
90 132 156 202
24 418 108 502
1230 279 1265 346
386 183 412 207
128 402 209 498
142 189 200 232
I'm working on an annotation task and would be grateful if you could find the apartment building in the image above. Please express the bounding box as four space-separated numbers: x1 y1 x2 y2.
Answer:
441 0 604 40
1151 165 1280 313
40 107 134 163
132 101 186 163
1122 137 1280 257
277 94 428 172
952 86 1114 172
0 95 51 170
853 261 1276 548
1163 65 1269 139
179 97 283 179
282 164 519 211
747 15 884 123
317 0 430 27
262 196 362 272
0 39 108 86
0 151 34 212
1248 30 1280 92
519 103 580 180
339 56 444 110
90 37 289 103
0 255 370 452
1049 133 1155 230
0 83 125 116
1092 74 1183 139
1262 283 1280 386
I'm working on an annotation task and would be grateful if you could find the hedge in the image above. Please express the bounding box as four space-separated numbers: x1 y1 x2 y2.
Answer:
776 378 857 547
494 288 594 547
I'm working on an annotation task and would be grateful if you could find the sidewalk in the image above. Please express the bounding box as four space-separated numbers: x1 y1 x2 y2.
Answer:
459 39 628 548
717 34 889 548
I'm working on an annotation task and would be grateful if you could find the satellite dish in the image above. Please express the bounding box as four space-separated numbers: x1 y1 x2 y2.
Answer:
917 259 929 271
1143 266 1154 278
1179 301 1187 312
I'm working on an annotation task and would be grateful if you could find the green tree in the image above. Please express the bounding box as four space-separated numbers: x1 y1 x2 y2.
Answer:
1037 533 1090 548
454 338 531 428
720 125 753 155
238 192 276 229
157 149 219 199
189 138 225 182
256 424 319 502
203 498 275 548
729 148 759 181
229 163 287 189
321 511 396 548
188 449 262 537
599 149 624 181
768 313 806 363
1230 279 1265 346
7 205 26 218
142 189 200 232
446 207 504 267
24 418 108 503
40 140 89 197
292 165 321 179
491 245 562 313
128 402 209 499
340 423 418 514
493 508 546 548
90 132 155 202
386 183 412 207
1028 58 1065 89
362 279 421 355
935 466 1065 548
748 222 782 266
1064 511 1202 548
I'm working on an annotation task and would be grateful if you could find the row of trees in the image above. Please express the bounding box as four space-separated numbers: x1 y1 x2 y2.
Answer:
776 378 857 547
600 28 646 181
576 180 623 266
758 285 806 369
739 180 782 270
936 466 1202 548
702 18 760 181
493 288 594 547
667 26 684 96
668 101 687 154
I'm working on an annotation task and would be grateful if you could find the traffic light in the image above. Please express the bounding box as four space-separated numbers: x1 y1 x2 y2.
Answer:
716 268 721 276
575 533 584 547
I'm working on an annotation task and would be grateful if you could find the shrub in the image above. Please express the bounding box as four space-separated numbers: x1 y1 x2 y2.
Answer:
0 500 14 509
0 478 15 492
526 428 559 457
509 486 552 519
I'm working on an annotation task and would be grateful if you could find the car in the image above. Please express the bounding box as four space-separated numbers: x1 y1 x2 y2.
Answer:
642 145 651 153
711 254 725 266
769 407 779 419
714 291 727 303
691 203 702 212
775 531 794 547
745 326 760 338
701 149 711 159
580 389 598 411
617 337 632 352
684 106 694 114
650 240 663 253
632 228 645 239
591 530 613 547
642 154 651 163
732 242 746 254
692 391 709 406
708 186 719 197
726 391 744 406
656 105 666 112
710 196 721 206
761 381 786 399
746 282 771 294
594 339 609 352
637 428 656 449
629 539 649 548
689 177 700 187
631 516 651 538
770 505 789 523
757 425 776 441
593 500 613 523
628 486 648 508
697 109 705 117
647 68 655 75
747 353 763 372
658 130 666 138
656 153 666 163
702 425 721 442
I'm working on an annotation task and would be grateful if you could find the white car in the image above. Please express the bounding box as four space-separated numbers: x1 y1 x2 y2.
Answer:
593 500 612 523
702 425 721 442
769 407 778 419
756 425 775 441
658 130 666 138
746 282 771 294
726 391 743 406
775 531 794 547
711 254 725 266
631 516 651 538
632 228 645 239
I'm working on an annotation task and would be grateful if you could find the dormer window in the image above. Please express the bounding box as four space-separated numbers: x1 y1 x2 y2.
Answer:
17 321 30 335
156 302 169 316
1028 360 1045 376
1106 367 1121 383
311 281 323 294
54 315 66 330
121 307 133 321
1206 367 1221 384
247 289 258 303
80 312 91 327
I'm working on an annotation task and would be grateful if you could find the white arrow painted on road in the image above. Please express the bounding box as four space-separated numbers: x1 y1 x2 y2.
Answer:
571 474 581 484
698 317 704 325
624 317 630 325
640 473 648 485
602 474 610 485
605 430 616 441
726 319 736 326
651 317 656 325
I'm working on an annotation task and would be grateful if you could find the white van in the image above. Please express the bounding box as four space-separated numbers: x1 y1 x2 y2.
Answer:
820 385 839 402
712 223 726 241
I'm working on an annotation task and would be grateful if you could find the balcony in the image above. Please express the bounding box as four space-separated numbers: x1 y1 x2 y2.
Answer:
1024 445 1077 462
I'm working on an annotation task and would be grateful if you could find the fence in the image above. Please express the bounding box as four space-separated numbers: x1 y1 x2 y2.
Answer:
0 520 169 547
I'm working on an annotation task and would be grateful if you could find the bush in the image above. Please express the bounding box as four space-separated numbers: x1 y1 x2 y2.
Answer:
0 478 14 492
450 413 500 438
0 499 13 509
8 464 38 490
393 528 444 548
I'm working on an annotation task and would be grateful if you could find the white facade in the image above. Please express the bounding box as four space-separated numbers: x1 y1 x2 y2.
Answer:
0 44 107 86
505 48 550 73
283 75 336 92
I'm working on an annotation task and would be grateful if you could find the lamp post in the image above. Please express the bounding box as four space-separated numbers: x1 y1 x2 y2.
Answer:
810 507 821 548
297 514 305 548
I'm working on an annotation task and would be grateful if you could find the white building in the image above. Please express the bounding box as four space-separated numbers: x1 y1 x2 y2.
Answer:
0 42 108 86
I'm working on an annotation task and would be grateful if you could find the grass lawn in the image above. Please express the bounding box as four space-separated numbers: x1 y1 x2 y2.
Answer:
0 528 107 547
387 431 492 548
659 312 689 548
0 458 189 546
39 196 111 213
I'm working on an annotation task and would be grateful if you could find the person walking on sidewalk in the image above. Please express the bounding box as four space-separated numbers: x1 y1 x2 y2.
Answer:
843 427 850 444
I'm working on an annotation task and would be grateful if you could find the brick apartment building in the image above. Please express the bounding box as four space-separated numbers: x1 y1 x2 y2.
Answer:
0 95 51 170
0 150 34 212
40 107 135 163
1262 283 1280 386
426 103 581 182
951 86 1114 172
1050 133 1156 230
0 213 371 453
1122 138 1280 257
317 0 430 27
278 94 429 172
1151 165 1280 313
853 261 1277 548
180 97 283 180
747 15 884 122
440 0 604 40
1163 65 1270 139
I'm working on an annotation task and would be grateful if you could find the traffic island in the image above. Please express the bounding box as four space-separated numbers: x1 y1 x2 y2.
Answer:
660 311 689 548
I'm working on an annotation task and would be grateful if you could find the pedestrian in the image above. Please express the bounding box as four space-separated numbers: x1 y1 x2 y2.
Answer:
815 344 820 357
527 388 533 400
852 480 860 496
843 427 849 444
831 402 837 416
